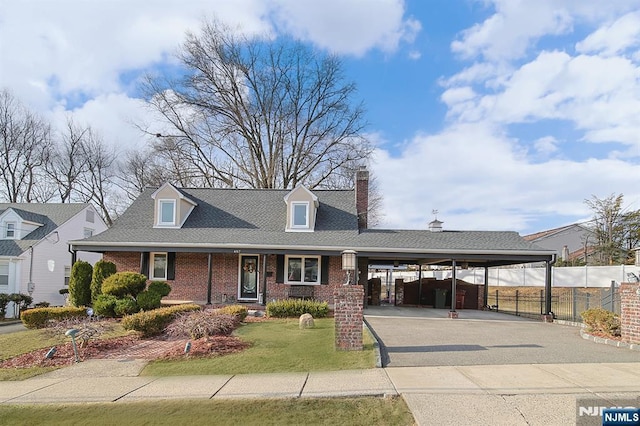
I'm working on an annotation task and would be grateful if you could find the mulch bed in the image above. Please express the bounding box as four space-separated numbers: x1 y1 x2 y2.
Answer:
0 334 250 370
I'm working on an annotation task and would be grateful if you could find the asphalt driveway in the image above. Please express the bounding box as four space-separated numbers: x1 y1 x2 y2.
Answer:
364 306 640 367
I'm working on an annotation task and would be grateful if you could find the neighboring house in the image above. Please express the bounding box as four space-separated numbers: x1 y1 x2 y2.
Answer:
70 169 554 307
0 203 108 314
523 223 595 264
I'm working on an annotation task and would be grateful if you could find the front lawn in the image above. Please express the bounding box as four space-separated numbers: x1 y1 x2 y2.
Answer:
0 397 414 425
142 317 376 376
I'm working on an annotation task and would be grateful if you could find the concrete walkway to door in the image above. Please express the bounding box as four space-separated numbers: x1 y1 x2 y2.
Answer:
364 306 640 367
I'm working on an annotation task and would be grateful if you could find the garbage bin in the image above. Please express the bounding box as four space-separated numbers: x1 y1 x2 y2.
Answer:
455 289 466 309
434 288 447 309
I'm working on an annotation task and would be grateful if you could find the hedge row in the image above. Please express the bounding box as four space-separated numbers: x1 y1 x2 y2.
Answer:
121 304 201 337
217 304 248 321
581 307 621 337
21 306 89 329
266 299 329 318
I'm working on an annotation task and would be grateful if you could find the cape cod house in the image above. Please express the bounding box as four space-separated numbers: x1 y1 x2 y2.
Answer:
70 169 556 309
1 203 107 315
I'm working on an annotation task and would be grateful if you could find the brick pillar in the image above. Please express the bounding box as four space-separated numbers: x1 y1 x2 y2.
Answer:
334 285 364 351
620 282 640 344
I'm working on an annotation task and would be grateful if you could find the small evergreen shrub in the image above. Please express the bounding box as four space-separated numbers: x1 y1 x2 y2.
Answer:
91 260 116 303
165 311 238 339
93 294 118 317
581 308 621 337
20 306 88 329
102 272 147 299
0 293 10 317
34 302 50 308
147 281 171 297
121 304 201 337
218 304 248 321
69 261 93 307
115 298 139 316
266 299 329 318
137 290 162 311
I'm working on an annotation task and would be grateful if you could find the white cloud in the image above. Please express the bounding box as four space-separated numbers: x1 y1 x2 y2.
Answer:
451 0 640 62
576 11 640 56
534 136 559 155
371 123 640 232
269 0 421 56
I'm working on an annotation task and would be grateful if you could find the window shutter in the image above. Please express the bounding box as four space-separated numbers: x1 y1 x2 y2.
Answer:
276 255 284 283
167 252 176 280
140 252 149 278
321 256 329 285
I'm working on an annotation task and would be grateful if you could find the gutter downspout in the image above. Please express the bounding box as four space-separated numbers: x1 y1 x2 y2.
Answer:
27 246 34 295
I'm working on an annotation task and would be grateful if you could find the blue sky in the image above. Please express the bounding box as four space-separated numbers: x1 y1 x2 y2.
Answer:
1 0 639 235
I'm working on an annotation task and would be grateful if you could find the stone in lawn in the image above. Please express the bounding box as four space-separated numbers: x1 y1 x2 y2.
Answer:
299 313 314 329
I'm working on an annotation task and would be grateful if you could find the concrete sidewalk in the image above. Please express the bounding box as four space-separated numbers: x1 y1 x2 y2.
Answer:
1 361 640 425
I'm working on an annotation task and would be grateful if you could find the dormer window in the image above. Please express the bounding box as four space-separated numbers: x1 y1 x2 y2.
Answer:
158 200 176 225
284 185 318 232
292 202 309 228
5 222 15 239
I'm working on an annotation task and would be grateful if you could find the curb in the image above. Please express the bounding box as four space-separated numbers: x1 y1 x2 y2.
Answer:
363 320 383 368
0 320 21 327
579 329 640 351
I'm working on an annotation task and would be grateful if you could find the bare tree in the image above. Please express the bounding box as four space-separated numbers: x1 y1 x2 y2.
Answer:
584 193 640 265
46 117 89 202
0 89 53 202
74 129 118 225
141 19 371 190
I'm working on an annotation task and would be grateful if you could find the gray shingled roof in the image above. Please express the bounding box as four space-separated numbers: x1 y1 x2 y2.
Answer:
72 187 553 264
0 203 88 256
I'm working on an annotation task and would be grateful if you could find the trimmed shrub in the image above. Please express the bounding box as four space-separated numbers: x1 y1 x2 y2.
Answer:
137 290 162 311
165 311 238 339
147 281 171 297
93 294 118 317
581 308 621 337
34 302 50 308
121 304 201 337
20 306 88 329
218 304 248 321
102 272 147 299
0 293 11 317
266 299 329 318
91 260 116 303
115 298 139 316
10 293 33 311
69 261 93 307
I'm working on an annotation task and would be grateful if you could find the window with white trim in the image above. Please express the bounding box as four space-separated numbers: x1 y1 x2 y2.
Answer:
64 266 71 286
150 252 168 280
285 255 320 285
83 228 94 238
86 209 95 223
0 261 8 286
292 202 309 228
5 222 15 239
158 200 176 225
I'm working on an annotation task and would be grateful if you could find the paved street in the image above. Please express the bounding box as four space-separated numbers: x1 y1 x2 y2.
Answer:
364 306 640 367
0 322 26 335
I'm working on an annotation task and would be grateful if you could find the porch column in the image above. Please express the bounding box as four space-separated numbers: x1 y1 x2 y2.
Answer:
449 260 458 318
418 264 423 306
483 266 489 308
542 259 553 322
206 253 213 305
261 254 267 306
357 256 368 306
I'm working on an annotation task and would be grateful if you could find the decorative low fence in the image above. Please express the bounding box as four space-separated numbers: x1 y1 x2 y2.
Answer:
487 283 621 322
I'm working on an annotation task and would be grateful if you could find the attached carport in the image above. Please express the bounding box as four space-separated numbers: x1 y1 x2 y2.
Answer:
350 228 557 317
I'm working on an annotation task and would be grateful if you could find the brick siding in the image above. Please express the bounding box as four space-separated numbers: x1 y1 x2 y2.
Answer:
104 252 347 305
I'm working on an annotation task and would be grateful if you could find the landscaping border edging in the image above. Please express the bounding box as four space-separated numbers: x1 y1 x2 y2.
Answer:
579 329 640 351
363 320 383 368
